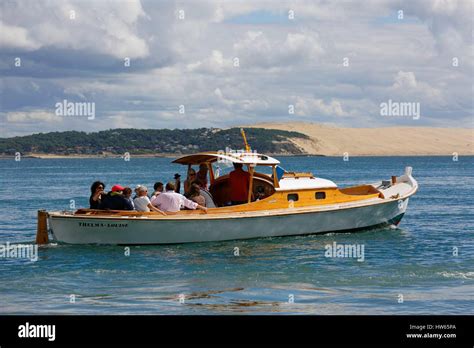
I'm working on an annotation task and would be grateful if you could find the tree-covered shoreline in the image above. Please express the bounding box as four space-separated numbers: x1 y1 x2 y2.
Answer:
0 127 309 156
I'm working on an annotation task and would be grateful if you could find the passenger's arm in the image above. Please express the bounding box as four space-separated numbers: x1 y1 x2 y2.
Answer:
148 203 166 215
196 204 208 213
91 191 103 202
183 197 207 212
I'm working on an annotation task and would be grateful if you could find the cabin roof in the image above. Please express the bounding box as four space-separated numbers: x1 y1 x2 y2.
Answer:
173 151 280 166
276 177 337 191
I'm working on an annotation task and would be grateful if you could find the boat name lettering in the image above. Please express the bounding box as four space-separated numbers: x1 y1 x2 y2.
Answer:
78 222 128 228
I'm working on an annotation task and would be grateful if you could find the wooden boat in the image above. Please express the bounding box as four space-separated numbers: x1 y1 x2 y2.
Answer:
39 146 418 245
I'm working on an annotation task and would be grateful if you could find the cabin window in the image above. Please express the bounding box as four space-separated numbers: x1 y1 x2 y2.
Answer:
287 193 299 201
315 192 326 200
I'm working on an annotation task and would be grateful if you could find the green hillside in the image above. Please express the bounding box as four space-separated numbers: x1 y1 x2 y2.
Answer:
0 127 309 155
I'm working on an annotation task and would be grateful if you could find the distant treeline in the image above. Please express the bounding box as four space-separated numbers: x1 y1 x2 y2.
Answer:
0 128 309 155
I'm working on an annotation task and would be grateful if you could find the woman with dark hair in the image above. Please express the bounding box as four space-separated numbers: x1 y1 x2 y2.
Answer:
188 183 206 207
196 163 208 189
89 181 105 209
122 187 134 210
151 182 163 199
183 167 196 196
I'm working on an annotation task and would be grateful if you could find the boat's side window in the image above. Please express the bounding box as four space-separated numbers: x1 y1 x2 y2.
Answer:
287 193 299 201
315 192 326 200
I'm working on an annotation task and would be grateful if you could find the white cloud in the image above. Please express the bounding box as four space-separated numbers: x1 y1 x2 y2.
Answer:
0 21 41 50
295 97 347 117
187 50 232 73
5 110 58 122
1 0 149 58
1 0 472 136
391 71 442 102
233 30 324 68
397 0 473 52
393 71 417 89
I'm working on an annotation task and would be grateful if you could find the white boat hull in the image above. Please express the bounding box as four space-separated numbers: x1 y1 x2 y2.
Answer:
48 198 409 245
47 167 418 245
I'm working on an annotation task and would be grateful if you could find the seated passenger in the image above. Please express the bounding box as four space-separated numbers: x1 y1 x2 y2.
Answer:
151 182 163 199
184 168 196 195
229 163 250 205
199 187 217 208
133 185 143 200
255 186 266 201
196 163 208 189
188 183 206 207
123 187 134 209
151 182 207 213
134 186 166 215
99 185 134 211
89 181 105 209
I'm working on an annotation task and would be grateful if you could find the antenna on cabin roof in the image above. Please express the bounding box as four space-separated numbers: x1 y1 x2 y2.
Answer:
240 128 251 152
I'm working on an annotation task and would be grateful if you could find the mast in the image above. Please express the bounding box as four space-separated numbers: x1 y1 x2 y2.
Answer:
240 128 251 152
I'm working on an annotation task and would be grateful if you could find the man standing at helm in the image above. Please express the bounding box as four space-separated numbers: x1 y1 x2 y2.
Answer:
229 163 250 205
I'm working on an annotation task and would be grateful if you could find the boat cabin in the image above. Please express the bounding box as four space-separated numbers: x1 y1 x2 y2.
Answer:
173 151 382 211
173 151 282 206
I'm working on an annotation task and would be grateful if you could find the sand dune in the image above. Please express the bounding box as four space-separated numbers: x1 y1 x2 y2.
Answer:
247 122 473 156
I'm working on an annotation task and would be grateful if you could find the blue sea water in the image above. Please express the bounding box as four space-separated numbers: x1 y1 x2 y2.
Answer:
0 156 472 314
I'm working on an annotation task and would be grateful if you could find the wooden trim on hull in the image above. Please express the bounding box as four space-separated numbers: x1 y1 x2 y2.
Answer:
50 187 415 222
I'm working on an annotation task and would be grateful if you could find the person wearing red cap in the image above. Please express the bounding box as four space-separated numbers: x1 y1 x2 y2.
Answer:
112 184 125 192
99 185 134 211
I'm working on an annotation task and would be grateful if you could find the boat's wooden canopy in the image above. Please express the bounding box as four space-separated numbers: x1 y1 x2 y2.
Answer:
173 151 280 166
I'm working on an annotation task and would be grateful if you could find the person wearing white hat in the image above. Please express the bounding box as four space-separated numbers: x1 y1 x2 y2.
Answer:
133 185 143 200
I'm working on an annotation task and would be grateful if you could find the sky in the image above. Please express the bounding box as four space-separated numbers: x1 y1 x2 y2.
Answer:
0 0 473 137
